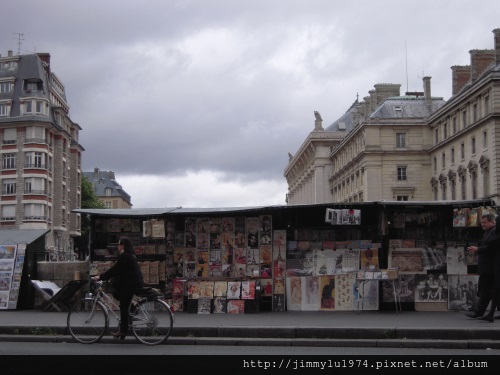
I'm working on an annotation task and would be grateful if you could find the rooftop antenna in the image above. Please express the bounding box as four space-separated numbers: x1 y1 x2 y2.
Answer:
405 40 408 93
14 33 24 56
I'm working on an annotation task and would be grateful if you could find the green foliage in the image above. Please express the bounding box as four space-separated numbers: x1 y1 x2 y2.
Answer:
81 176 106 209
74 176 106 257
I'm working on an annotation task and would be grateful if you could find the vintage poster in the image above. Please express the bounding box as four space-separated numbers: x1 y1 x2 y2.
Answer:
197 297 211 314
213 281 228 297
335 273 355 311
388 248 425 274
213 296 227 313
354 279 379 311
227 281 241 299
359 248 379 270
286 277 302 311
414 273 448 303
241 280 255 299
340 248 360 273
446 246 467 275
448 275 479 311
422 247 447 271
302 276 320 311
319 275 335 311
227 299 245 314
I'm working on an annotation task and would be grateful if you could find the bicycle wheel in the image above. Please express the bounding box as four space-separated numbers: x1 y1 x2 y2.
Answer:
131 299 173 345
67 298 108 344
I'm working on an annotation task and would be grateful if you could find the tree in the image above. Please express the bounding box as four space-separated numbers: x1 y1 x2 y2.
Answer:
74 176 106 259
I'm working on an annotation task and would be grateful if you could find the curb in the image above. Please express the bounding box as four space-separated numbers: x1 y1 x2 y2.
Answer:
1 334 500 349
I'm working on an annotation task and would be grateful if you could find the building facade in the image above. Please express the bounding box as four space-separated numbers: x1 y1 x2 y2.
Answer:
83 167 132 209
285 28 500 206
0 51 83 260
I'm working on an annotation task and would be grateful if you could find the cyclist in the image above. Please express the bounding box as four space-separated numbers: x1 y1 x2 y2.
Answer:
92 236 144 339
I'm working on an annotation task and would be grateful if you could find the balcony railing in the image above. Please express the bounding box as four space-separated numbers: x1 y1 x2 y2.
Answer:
24 163 48 169
23 216 47 221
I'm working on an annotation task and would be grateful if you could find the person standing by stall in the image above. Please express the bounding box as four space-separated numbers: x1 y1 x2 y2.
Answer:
92 236 144 338
478 215 500 322
465 214 496 318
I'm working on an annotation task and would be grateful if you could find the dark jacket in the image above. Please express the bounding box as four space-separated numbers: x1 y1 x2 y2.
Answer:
477 226 496 276
100 251 144 294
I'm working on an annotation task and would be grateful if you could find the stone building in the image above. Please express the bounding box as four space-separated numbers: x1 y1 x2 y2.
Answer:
285 28 500 206
83 167 132 209
0 51 83 259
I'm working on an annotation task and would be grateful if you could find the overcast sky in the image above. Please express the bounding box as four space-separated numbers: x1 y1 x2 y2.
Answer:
2 1 499 208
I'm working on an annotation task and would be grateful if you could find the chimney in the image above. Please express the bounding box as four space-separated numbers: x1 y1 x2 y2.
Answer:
494 28 500 65
94 167 100 179
470 49 494 82
451 65 471 95
423 76 432 107
369 90 376 112
374 83 401 105
7 50 13 57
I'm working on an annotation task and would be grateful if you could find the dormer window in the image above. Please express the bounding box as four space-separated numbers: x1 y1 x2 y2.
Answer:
105 187 112 196
22 99 48 116
23 79 43 93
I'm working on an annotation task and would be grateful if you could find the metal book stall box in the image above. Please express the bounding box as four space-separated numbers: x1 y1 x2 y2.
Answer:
75 199 495 315
0 229 48 310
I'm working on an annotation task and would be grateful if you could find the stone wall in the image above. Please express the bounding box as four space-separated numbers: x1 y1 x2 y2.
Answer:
33 261 89 307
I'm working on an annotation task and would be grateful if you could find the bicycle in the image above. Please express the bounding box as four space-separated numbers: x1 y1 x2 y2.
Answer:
67 280 174 345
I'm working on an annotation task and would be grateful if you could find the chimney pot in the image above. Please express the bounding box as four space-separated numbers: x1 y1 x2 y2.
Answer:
494 28 500 65
423 76 432 106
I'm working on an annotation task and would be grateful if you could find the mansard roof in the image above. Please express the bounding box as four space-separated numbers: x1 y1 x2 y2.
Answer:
83 170 132 205
370 96 446 119
324 100 357 133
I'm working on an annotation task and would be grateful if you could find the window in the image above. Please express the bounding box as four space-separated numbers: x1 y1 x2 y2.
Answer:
460 143 465 160
396 196 408 201
0 82 12 93
471 137 476 155
3 128 16 144
452 117 457 134
397 166 407 181
105 201 112 208
1 205 16 221
2 179 16 195
462 110 467 128
442 182 447 200
484 96 490 115
25 152 44 168
451 179 456 200
25 126 45 143
23 203 44 220
2 153 16 169
0 61 17 70
25 177 45 194
471 172 477 200
434 128 439 144
0 103 9 117
451 148 455 164
483 130 488 149
23 100 47 116
396 133 406 148
443 123 447 139
473 104 477 122
442 153 446 169
461 176 466 200
433 157 437 172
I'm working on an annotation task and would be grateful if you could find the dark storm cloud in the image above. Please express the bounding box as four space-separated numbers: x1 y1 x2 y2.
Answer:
2 0 499 207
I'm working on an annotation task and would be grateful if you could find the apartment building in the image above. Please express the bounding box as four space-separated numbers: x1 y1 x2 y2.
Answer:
0 51 84 259
285 28 500 206
83 167 132 209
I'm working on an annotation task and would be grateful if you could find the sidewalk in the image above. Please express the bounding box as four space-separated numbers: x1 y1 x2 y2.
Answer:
1 309 500 348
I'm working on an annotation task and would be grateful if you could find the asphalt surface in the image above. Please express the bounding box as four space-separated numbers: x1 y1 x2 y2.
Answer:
1 309 500 348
